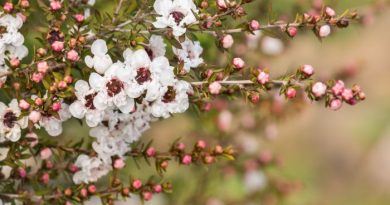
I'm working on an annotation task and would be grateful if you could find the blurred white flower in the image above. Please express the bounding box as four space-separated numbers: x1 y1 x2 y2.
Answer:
0 99 28 142
244 170 267 193
261 36 284 56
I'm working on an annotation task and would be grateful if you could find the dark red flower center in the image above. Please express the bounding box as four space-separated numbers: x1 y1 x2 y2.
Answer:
162 86 176 103
106 79 124 97
3 111 17 128
84 93 98 110
135 67 151 85
170 11 185 25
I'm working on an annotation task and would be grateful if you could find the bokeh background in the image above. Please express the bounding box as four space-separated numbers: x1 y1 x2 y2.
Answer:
17 0 390 204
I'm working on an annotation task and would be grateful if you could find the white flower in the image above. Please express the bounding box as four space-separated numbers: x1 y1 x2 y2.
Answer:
0 99 28 142
38 103 71 137
261 36 284 56
69 80 105 127
73 154 111 184
244 170 267 193
151 80 192 118
89 62 134 114
153 0 198 36
124 49 175 101
173 38 203 73
85 39 113 74
146 35 166 60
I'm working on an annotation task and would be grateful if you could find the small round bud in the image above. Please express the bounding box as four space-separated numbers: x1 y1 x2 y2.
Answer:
196 140 207 149
3 2 13 13
69 164 78 173
66 50 79 62
68 38 77 48
31 72 44 83
160 160 169 169
146 147 156 157
200 1 208 9
181 155 192 165
10 58 20 68
142 191 153 201
64 188 72 197
132 179 142 189
216 0 227 10
18 167 27 178
301 64 314 77
40 148 52 160
113 158 125 169
29 111 41 123
257 71 269 85
37 48 47 57
45 160 54 169
20 0 30 9
232 57 245 70
332 80 345 96
58 81 67 90
64 75 73 84
221 34 234 49
50 1 62 11
52 102 62 112
19 99 30 110
176 143 185 151
209 82 222 95
330 99 342 110
341 89 353 101
74 14 85 23
249 20 260 30
250 93 260 104
37 61 49 74
358 92 366 100
34 97 43 106
214 145 224 154
286 87 297 99
153 184 162 193
13 82 21 91
319 25 331 38
204 155 214 164
87 185 96 194
51 41 64 52
312 82 327 98
325 7 336 17
287 27 297 37
80 188 88 198
41 172 50 184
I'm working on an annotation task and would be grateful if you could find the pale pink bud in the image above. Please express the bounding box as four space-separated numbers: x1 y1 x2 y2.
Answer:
10 58 20 68
74 14 85 23
142 191 153 201
325 7 336 17
177 143 185 151
20 0 30 9
40 148 52 160
65 202 73 205
18 167 27 178
251 93 260 104
312 82 327 97
330 99 342 110
64 75 73 84
232 57 245 70
146 147 156 157
301 64 314 76
196 140 207 149
257 71 269 85
209 82 222 95
113 158 125 169
46 160 54 169
3 2 13 13
341 89 353 101
319 25 331 38
50 1 62 11
37 61 49 74
66 50 79 62
202 102 212 112
332 80 345 96
216 0 227 9
52 102 61 112
182 155 192 165
249 20 260 30
31 72 44 83
19 99 30 110
204 155 214 164
51 41 64 52
69 164 78 173
132 179 142 189
58 81 67 89
28 111 41 123
87 185 96 193
80 188 88 198
286 87 297 99
34 97 43 106
287 27 297 37
41 172 50 184
221 34 234 49
153 184 162 193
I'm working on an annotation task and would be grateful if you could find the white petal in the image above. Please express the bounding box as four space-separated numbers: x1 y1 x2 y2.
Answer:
89 73 105 90
69 101 87 119
93 55 113 74
75 80 90 95
93 92 108 110
130 49 151 69
154 0 172 15
85 55 94 68
85 110 104 127
91 39 108 56
117 98 134 114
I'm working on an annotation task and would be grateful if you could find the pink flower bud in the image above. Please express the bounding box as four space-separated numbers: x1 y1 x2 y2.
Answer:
28 111 41 123
257 71 269 85
325 7 336 17
196 140 207 149
301 64 314 76
65 202 73 205
31 72 44 83
80 188 88 198
182 155 192 165
52 102 61 112
18 167 27 178
153 184 162 193
312 82 327 98
50 1 62 11
51 41 64 52
66 50 79 62
10 58 20 68
214 145 224 154
249 20 260 30
319 25 331 38
202 102 212 112
216 0 227 10
146 147 156 157
19 99 30 110
3 2 13 13
20 0 30 9
232 57 245 70
142 191 153 201
221 34 234 49
287 27 297 37
113 158 125 169
286 87 297 99
37 61 49 74
58 81 67 90
69 164 78 173
341 89 353 101
34 97 43 106
87 185 96 193
330 99 342 110
251 93 260 104
46 160 54 169
132 179 142 189
16 13 27 22
332 80 345 96
176 143 185 151
204 155 214 164
74 14 85 23
40 148 52 160
64 75 73 84
209 82 222 95
41 172 50 184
